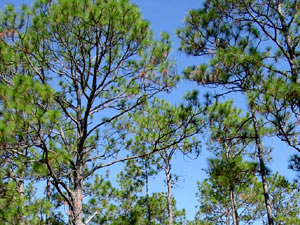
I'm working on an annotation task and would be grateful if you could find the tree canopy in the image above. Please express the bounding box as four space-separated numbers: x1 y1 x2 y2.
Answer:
0 0 300 224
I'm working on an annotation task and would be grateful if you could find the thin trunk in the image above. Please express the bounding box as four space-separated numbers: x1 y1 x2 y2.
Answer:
46 177 51 225
251 109 274 225
17 172 25 225
230 184 239 225
165 164 173 225
145 159 152 225
73 71 84 225
257 145 274 225
225 204 230 225
225 144 239 225
73 83 84 225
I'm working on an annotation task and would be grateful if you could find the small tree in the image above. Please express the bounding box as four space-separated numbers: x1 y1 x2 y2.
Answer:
201 101 260 225
113 97 204 225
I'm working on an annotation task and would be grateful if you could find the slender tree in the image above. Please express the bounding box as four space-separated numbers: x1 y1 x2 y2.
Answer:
203 101 260 225
113 97 204 225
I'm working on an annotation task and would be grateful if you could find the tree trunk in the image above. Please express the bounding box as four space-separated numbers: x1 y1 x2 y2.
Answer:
46 177 51 225
71 164 83 225
251 109 274 225
165 165 173 225
72 186 83 225
230 184 239 225
145 159 152 225
17 172 25 225
257 144 274 225
225 204 230 225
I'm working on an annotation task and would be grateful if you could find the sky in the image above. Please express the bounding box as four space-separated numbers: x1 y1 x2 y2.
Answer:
0 0 298 223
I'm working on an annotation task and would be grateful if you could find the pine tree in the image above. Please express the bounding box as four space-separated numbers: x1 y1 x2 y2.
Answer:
111 97 203 225
176 1 300 223
0 0 179 224
199 101 260 224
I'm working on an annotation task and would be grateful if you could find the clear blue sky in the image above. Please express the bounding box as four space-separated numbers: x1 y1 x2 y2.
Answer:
0 0 297 223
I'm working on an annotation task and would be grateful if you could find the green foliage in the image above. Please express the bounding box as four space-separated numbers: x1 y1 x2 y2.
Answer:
143 193 187 225
114 97 203 157
193 168 300 225
0 0 180 223
178 2 300 223
194 178 231 224
207 156 257 191
177 0 300 152
268 173 300 224
193 157 260 224
206 101 253 155
0 177 52 224
1 0 300 223
83 162 186 225
0 75 58 144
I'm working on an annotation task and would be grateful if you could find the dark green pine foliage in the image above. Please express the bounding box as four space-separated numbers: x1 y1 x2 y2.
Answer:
289 154 300 186
0 175 52 225
193 179 230 225
143 193 187 225
82 171 119 224
177 0 300 91
193 171 300 225
114 160 145 225
176 0 300 150
192 101 300 224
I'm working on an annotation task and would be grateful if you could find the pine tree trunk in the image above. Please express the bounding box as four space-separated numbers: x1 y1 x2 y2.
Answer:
145 159 152 225
71 165 83 225
257 144 274 225
17 172 25 225
46 177 51 225
230 185 239 225
165 165 173 225
251 109 274 225
72 186 83 225
225 204 230 225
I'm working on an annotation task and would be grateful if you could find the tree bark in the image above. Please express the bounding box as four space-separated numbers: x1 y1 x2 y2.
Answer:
46 177 51 225
230 184 239 225
165 165 173 225
225 204 230 225
251 109 274 225
72 186 83 225
17 172 25 225
71 164 83 225
145 159 152 225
